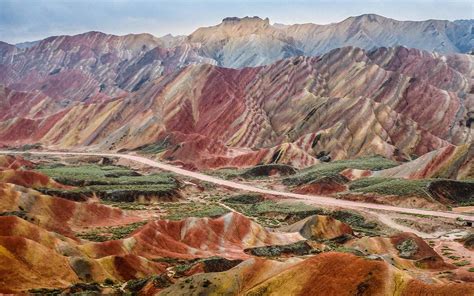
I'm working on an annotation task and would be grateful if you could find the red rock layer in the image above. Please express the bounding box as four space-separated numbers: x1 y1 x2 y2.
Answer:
81 212 304 260
159 252 474 295
0 47 472 169
0 216 167 293
0 183 141 238
374 143 473 180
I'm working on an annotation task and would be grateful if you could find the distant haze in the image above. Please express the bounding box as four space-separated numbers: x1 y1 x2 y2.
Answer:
0 0 473 44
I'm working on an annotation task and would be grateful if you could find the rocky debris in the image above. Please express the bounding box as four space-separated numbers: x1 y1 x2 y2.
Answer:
396 238 419 259
245 241 316 257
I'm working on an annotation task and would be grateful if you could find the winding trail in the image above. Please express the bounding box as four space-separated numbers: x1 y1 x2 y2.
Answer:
2 150 473 223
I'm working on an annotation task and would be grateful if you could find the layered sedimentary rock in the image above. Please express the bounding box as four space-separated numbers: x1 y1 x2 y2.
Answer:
0 183 141 238
159 252 474 296
374 143 474 180
80 212 304 260
0 216 167 293
0 31 215 107
1 46 471 169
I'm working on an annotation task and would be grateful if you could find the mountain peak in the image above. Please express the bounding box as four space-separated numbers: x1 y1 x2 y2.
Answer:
347 13 388 23
222 16 270 25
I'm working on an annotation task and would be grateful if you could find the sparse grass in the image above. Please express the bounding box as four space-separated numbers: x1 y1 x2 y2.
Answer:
350 178 431 198
40 183 179 202
453 260 470 267
223 200 320 227
36 164 177 186
136 139 171 154
222 199 379 234
157 202 230 220
36 163 180 201
77 221 148 242
229 200 318 216
283 156 397 186
222 193 263 204
101 201 154 210
448 255 461 260
348 177 393 190
205 168 246 180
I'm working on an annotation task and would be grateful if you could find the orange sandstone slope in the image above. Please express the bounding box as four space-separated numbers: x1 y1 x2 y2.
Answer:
158 253 474 296
0 183 142 238
0 216 167 293
0 169 71 189
0 46 471 170
0 154 73 189
80 212 304 260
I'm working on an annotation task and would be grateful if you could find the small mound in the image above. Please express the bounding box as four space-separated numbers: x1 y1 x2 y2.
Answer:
293 175 349 195
391 233 446 263
279 215 353 240
350 232 452 270
241 164 298 178
70 254 167 283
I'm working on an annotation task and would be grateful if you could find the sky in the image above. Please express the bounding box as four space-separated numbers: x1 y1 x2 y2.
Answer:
1 0 473 44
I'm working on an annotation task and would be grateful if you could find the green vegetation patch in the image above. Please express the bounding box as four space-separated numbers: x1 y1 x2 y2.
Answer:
36 163 180 201
453 260 471 267
222 193 264 204
240 164 297 179
283 156 397 186
349 178 431 198
223 198 380 234
36 164 177 186
77 221 148 242
40 183 180 202
157 202 230 221
205 167 247 180
135 138 172 154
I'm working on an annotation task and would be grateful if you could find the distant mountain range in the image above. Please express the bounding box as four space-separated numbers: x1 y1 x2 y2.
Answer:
3 14 474 68
0 14 472 169
188 15 473 67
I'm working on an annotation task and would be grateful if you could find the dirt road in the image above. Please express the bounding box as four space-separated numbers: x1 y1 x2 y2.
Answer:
2 150 473 222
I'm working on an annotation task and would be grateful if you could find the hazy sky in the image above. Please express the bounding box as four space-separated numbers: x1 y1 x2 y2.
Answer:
1 0 473 44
